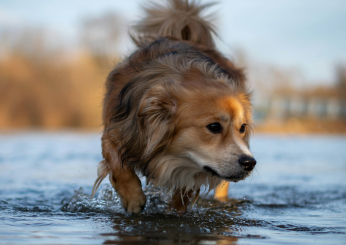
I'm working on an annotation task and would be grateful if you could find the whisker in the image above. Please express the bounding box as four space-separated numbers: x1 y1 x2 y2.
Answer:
255 168 262 182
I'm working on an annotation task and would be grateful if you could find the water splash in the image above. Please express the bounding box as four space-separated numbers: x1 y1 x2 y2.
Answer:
61 185 123 214
60 184 260 237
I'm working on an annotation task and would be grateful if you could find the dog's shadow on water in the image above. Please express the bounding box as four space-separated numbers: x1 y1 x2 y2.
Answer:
101 199 247 244
101 233 239 245
62 185 258 244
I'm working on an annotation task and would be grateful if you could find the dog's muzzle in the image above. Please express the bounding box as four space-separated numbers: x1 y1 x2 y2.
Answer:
202 155 257 181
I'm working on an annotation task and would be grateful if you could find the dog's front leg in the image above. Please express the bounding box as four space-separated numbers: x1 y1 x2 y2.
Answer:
170 189 195 213
102 136 146 213
108 164 146 213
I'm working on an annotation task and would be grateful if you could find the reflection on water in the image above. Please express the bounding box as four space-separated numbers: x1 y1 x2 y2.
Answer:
0 133 345 244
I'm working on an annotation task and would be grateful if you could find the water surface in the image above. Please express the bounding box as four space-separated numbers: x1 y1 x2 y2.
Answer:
0 133 345 244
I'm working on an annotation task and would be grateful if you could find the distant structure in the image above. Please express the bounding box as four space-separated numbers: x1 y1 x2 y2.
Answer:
251 64 346 126
255 88 346 122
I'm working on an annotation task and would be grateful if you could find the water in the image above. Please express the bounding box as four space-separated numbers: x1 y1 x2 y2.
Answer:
0 132 345 244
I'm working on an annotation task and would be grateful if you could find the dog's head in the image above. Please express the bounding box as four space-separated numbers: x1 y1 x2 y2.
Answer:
137 65 255 191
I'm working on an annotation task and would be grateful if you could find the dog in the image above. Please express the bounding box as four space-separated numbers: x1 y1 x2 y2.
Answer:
91 0 256 213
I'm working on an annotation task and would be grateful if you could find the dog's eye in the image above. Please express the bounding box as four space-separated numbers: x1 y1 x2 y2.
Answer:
240 124 247 134
206 123 223 134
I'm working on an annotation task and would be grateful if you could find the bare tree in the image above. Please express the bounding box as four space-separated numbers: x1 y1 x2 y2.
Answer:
336 64 346 99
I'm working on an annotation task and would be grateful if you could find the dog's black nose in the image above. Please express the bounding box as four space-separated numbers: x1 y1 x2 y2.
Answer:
238 155 256 171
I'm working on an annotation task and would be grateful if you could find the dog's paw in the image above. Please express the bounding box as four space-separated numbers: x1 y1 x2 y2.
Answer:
108 170 146 213
118 189 146 213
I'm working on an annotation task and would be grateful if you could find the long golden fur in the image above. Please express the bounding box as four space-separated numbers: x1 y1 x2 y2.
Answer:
91 0 256 213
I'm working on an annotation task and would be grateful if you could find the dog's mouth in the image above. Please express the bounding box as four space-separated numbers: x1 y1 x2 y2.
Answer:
203 166 220 177
203 166 251 182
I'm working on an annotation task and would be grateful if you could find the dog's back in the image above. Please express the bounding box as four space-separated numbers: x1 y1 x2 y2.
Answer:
131 0 244 80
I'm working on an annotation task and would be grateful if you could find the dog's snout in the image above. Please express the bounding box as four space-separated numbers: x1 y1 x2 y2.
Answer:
238 155 256 171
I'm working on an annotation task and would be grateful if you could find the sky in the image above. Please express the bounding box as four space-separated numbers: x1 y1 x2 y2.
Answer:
1 0 346 84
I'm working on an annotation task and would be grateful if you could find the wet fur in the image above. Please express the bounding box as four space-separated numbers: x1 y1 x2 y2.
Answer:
92 0 253 213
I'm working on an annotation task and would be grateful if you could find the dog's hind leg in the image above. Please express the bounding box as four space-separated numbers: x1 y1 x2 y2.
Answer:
214 180 230 201
102 136 146 213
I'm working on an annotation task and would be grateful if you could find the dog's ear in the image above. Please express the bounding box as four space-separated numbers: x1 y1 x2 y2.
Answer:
138 81 177 156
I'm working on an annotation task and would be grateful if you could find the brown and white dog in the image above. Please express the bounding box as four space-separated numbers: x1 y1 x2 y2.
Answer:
91 0 256 213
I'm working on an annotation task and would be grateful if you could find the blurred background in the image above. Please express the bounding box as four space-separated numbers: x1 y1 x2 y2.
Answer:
1 2 346 244
0 0 346 133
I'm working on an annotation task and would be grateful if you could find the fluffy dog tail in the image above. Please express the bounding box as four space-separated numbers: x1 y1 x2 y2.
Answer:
133 0 217 48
